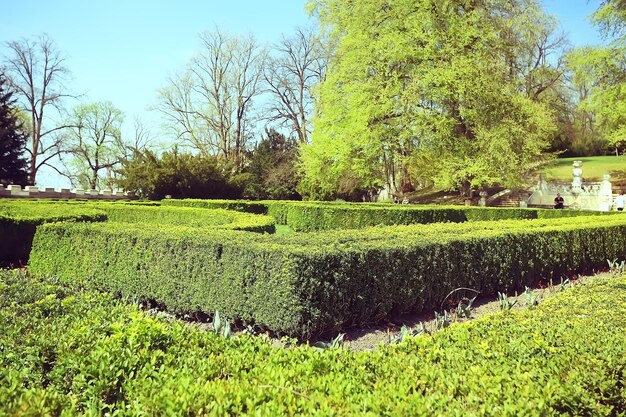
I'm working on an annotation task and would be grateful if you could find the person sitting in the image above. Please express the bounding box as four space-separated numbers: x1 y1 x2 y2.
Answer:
554 193 564 209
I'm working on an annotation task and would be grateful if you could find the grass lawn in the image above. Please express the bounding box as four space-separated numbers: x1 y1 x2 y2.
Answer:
541 156 626 182
275 224 294 235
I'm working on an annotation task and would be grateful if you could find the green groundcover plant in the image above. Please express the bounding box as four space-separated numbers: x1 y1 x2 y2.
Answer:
1 269 624 416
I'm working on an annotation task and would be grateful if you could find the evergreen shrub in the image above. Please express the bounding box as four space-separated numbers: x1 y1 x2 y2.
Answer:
0 200 106 266
29 215 626 337
161 198 611 231
93 204 275 233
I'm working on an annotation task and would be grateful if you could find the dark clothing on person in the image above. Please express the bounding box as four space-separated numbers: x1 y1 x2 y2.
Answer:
554 195 564 209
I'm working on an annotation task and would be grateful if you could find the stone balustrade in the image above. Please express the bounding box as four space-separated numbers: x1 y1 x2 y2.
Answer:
0 184 136 200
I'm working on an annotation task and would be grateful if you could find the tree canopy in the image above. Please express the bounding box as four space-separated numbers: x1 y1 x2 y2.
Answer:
299 0 556 199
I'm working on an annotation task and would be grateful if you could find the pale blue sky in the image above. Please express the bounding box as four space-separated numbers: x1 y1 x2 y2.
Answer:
0 1 609 187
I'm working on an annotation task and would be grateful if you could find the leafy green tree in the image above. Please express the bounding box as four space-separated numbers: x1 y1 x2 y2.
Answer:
116 148 240 200
301 0 555 198
0 73 28 186
566 3 626 156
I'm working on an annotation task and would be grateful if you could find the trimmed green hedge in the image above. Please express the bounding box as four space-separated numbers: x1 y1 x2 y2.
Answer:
0 200 107 266
162 198 612 231
161 198 268 214
93 204 275 233
1 269 626 415
29 214 626 337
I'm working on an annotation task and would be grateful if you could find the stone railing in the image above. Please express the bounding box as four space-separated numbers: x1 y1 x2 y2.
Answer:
0 185 136 200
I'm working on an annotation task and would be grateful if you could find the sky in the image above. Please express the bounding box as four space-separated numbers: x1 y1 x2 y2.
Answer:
0 0 611 188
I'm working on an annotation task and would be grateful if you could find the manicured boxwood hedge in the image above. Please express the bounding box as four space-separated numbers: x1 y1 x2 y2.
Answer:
29 214 626 337
162 198 612 231
93 203 275 233
1 269 625 416
161 198 269 214
0 200 107 266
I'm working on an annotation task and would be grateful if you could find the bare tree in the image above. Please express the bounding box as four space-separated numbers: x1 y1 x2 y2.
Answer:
129 117 153 156
2 34 74 185
230 34 267 169
264 26 327 144
156 29 266 171
156 70 217 157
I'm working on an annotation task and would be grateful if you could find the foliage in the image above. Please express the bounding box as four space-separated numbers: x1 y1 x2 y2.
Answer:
301 0 556 199
607 258 626 277
212 311 232 338
116 148 242 200
388 324 427 344
92 203 275 233
524 287 539 307
244 128 301 200
162 198 269 214
63 101 125 190
498 292 518 311
2 269 626 415
0 200 106 266
0 72 28 186
567 45 626 156
593 0 626 41
28 208 626 337
164 198 614 231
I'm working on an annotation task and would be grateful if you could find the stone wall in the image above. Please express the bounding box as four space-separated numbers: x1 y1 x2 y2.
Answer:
0 185 136 200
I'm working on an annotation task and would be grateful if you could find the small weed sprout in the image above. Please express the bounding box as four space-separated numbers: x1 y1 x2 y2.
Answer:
456 296 477 318
212 311 232 339
559 278 571 292
388 323 427 344
524 287 538 307
314 333 345 350
607 259 626 277
434 311 451 330
498 292 517 311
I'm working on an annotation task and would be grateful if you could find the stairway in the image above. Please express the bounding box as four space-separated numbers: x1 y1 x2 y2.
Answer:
487 189 530 208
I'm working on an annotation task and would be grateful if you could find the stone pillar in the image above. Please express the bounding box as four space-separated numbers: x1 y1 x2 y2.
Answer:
7 185 23 196
478 191 488 207
571 160 583 193
570 161 583 209
599 174 613 211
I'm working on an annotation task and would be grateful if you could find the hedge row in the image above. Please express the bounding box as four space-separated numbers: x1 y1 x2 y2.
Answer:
91 203 275 233
29 214 626 337
2 269 625 415
161 198 268 214
161 198 612 231
0 200 107 266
